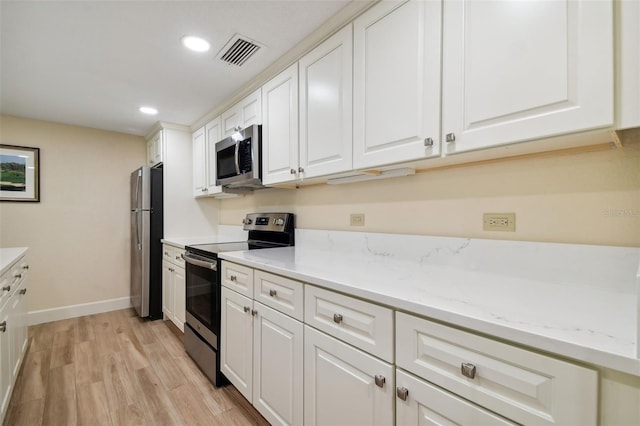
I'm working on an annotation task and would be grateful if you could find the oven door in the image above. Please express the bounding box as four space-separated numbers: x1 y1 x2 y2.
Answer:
183 251 220 349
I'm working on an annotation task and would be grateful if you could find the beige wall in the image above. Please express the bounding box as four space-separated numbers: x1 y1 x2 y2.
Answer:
221 129 640 247
0 115 146 312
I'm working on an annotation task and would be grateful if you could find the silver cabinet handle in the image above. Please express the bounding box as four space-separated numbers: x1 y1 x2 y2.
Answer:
19 289 27 295
22 265 29 270
164 251 169 256
0 321 6 333
374 375 386 388
2 285 10 293
269 289 277 297
230 275 237 282
175 255 180 260
251 309 258 316
446 133 456 143
290 169 296 174
461 362 477 379
298 167 304 173
424 137 434 147
243 306 251 313
396 387 409 401
14 273 22 279
333 314 343 324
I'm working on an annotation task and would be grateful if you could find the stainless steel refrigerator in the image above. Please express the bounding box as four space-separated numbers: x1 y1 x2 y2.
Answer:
130 166 163 319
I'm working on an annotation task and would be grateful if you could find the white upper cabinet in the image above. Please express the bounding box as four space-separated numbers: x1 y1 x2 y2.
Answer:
299 24 353 179
262 64 299 185
615 0 640 130
442 0 614 155
192 127 207 197
221 88 262 137
192 118 237 198
204 117 223 195
353 0 442 169
147 130 163 166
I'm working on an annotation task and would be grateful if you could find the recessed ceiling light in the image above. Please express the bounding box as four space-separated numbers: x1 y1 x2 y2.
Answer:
182 36 210 52
139 106 158 115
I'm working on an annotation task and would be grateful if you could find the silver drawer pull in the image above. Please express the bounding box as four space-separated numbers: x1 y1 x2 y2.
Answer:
243 306 250 313
251 309 258 316
269 289 277 297
19 289 27 295
461 362 477 379
14 273 22 279
333 314 343 324
175 255 180 260
164 251 169 256
230 275 237 282
0 321 6 333
446 132 456 143
374 375 385 388
22 265 29 270
424 137 434 147
396 387 409 401
2 285 10 293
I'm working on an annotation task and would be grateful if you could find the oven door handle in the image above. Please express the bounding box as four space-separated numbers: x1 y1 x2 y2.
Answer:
183 252 218 270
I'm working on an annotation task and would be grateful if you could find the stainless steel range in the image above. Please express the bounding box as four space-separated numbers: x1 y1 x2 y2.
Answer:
183 212 295 386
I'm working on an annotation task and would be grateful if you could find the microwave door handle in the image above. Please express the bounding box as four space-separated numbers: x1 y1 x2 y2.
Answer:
234 141 241 174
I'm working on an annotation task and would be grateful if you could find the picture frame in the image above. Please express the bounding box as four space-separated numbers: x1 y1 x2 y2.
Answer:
0 144 40 202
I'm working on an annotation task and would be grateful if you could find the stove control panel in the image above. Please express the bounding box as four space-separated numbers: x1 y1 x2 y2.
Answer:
243 212 294 233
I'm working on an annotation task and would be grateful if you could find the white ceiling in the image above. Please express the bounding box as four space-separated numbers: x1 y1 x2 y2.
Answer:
0 0 351 136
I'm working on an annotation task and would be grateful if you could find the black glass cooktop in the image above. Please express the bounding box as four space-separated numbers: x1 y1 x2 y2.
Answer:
186 240 289 259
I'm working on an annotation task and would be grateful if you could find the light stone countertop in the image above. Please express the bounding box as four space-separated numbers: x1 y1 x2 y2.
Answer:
0 247 28 276
162 225 248 249
219 229 640 376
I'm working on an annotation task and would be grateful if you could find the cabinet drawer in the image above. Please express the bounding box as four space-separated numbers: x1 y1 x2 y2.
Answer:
305 285 393 362
162 245 175 263
163 245 185 267
396 369 515 426
254 270 304 321
221 262 254 298
396 312 598 426
172 248 185 267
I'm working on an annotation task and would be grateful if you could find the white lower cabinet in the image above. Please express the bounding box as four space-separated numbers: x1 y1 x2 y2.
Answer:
221 261 602 426
396 369 514 426
304 325 394 426
396 312 598 425
162 245 185 331
0 253 29 424
221 269 304 426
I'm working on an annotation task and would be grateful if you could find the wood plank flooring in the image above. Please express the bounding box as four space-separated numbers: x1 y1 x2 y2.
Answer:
3 309 270 426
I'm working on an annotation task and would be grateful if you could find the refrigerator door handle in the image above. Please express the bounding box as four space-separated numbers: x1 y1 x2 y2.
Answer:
136 211 141 250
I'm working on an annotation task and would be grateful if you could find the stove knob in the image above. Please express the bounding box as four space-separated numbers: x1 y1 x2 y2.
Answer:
273 218 284 226
243 218 253 225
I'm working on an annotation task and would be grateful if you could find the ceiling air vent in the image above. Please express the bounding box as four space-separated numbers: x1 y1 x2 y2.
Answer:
217 34 263 66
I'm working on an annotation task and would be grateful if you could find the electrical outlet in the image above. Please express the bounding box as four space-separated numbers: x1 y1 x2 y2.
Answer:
350 213 365 226
483 213 516 232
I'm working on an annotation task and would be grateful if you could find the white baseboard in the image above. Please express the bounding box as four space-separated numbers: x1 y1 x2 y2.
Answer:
28 297 132 326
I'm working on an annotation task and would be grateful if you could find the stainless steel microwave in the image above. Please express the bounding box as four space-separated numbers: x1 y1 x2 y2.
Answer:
215 124 264 192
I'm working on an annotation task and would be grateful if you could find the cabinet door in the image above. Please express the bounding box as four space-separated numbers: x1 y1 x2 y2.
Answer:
221 287 254 402
353 0 442 169
162 261 174 321
172 266 185 332
0 306 10 418
240 88 262 128
10 284 27 381
442 0 613 154
204 117 222 195
192 127 207 197
262 64 299 185
615 0 640 129
253 302 303 426
299 24 353 178
304 326 394 426
221 89 263 137
396 369 515 426
148 130 163 166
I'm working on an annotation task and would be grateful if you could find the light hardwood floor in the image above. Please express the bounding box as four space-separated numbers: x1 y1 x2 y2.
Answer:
3 308 270 426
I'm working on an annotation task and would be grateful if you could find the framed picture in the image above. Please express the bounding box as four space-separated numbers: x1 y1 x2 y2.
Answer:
0 144 40 202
